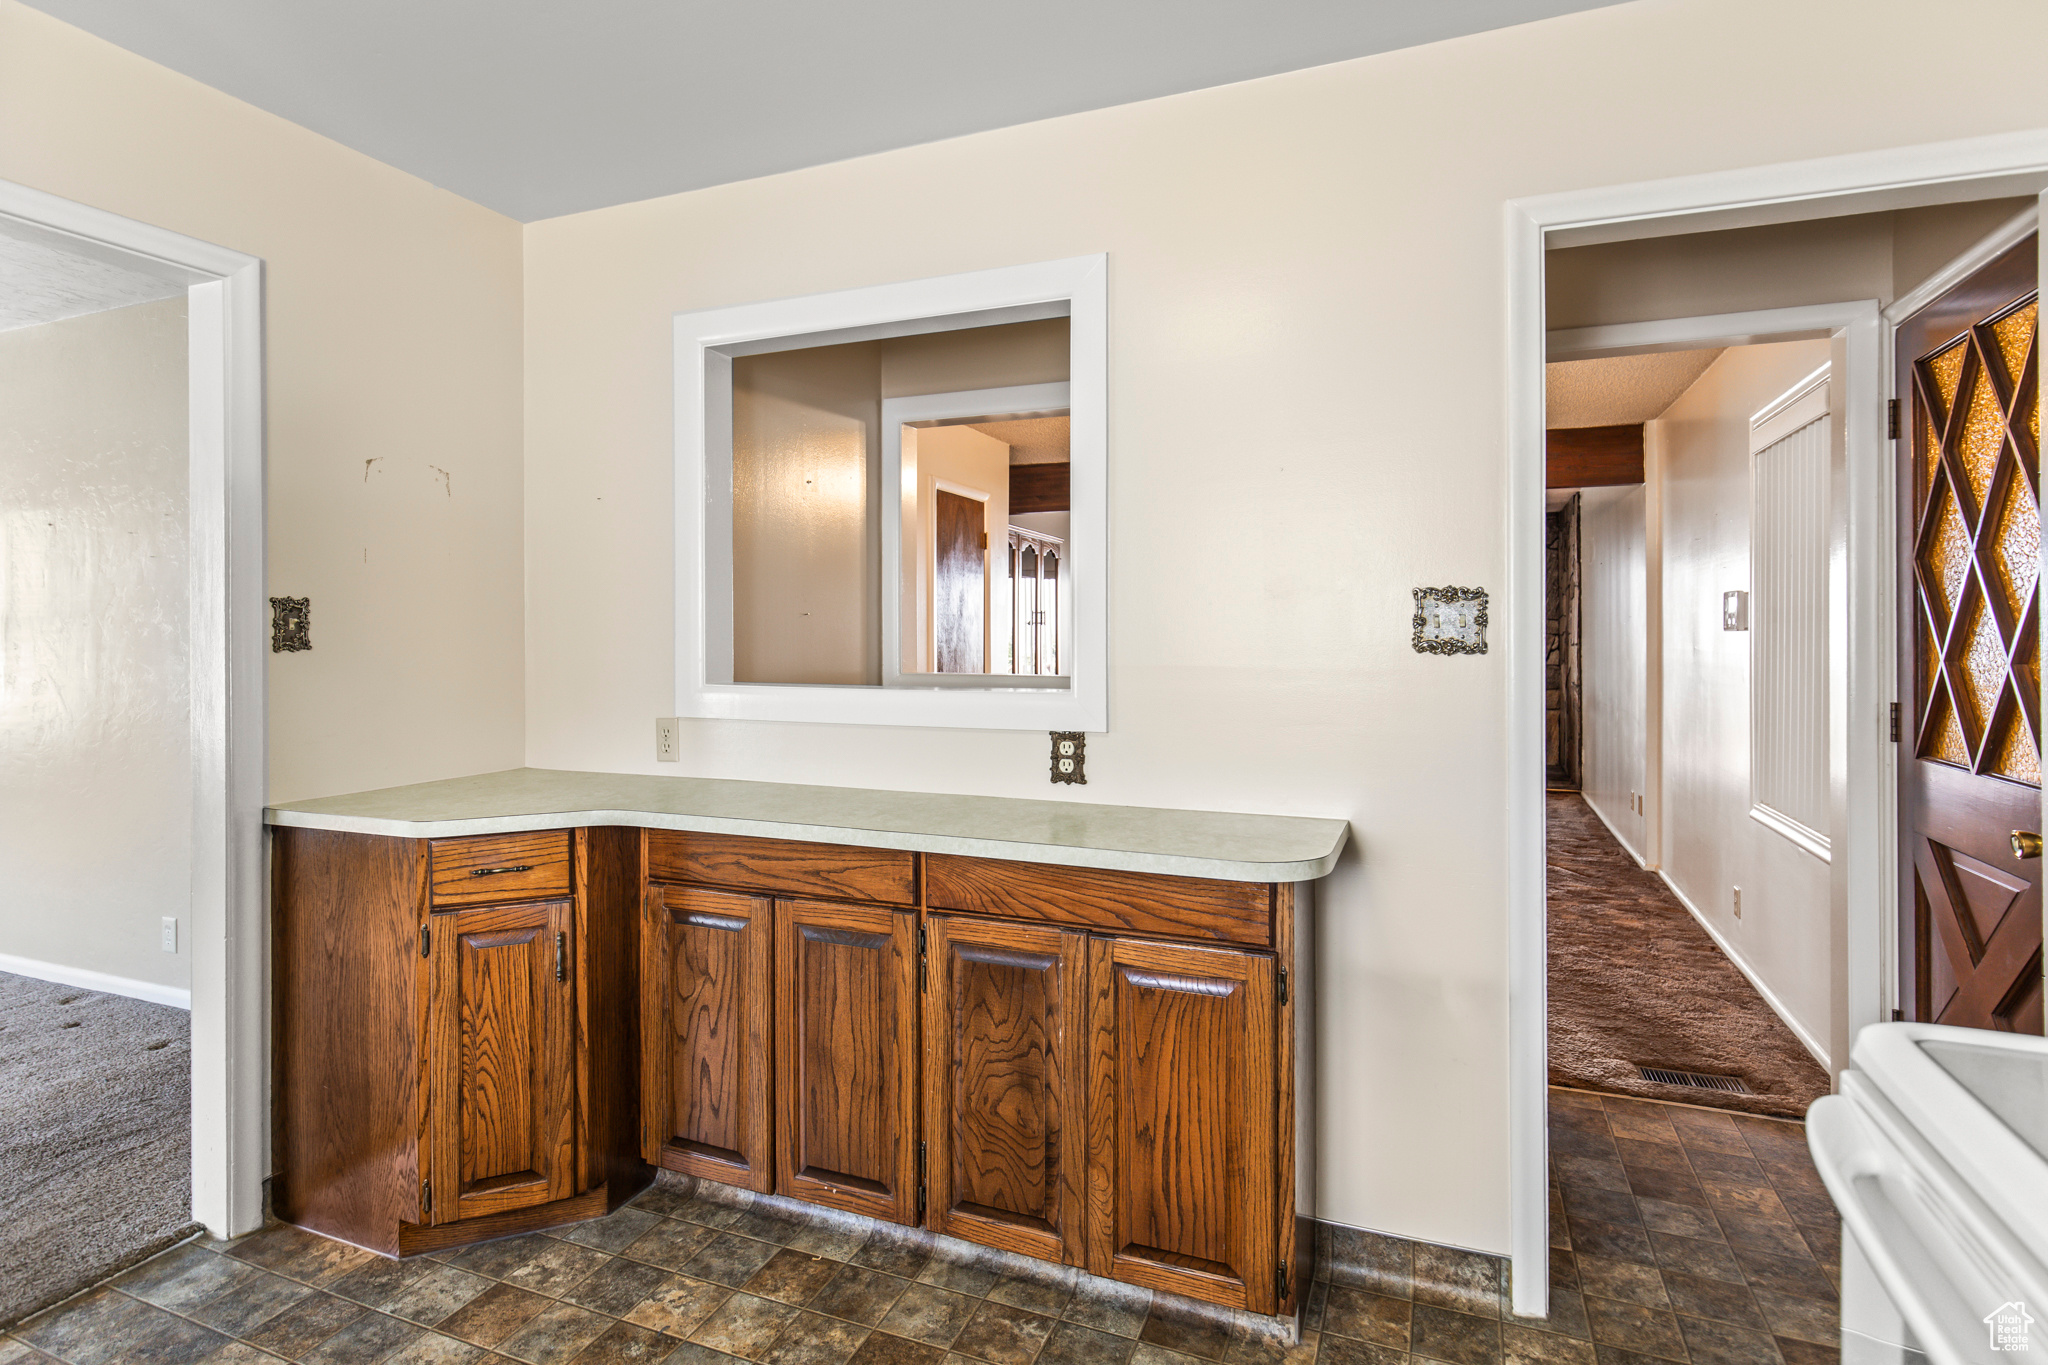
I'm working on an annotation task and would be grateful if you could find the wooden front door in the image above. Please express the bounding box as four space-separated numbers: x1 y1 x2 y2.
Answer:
923 916 1087 1264
934 488 986 673
1899 233 2045 1034
425 898 579 1223
641 885 774 1190
1085 936 1277 1313
774 899 919 1222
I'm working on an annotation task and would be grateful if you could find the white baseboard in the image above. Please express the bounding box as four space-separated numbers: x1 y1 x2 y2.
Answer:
1652 872 1830 1071
1580 791 1650 868
0 952 191 1010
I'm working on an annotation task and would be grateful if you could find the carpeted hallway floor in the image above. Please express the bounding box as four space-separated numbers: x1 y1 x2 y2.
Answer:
1548 792 1832 1120
0 970 200 1326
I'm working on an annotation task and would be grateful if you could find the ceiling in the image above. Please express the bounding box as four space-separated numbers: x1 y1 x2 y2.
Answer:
0 227 188 333
1546 348 1725 428
970 416 1069 465
20 0 1630 222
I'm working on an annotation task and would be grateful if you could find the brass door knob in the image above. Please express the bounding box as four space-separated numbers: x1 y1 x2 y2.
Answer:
2012 831 2043 860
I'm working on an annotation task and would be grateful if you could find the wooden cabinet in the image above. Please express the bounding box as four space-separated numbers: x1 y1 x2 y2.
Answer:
424 897 578 1224
774 899 920 1223
639 885 774 1191
1085 937 1277 1312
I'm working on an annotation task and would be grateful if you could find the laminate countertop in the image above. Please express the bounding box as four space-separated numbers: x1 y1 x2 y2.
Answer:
265 768 1350 883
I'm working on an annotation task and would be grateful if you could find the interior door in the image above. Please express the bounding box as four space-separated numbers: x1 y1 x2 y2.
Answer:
425 898 578 1223
923 915 1087 1264
1085 936 1277 1313
641 884 774 1190
934 488 986 672
1898 231 2045 1034
774 898 919 1222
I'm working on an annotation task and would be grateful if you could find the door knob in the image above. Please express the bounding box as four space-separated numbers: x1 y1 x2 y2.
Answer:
2012 831 2042 860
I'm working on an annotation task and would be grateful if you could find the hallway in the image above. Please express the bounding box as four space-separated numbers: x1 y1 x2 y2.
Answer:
1547 793 1830 1119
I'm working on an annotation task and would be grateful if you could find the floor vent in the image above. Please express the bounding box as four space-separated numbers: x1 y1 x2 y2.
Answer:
1637 1065 1753 1094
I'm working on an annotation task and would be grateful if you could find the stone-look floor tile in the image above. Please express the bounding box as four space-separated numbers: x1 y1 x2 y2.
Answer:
1571 1261 1665 1311
1500 1323 1596 1365
947 1300 1053 1365
1657 1270 1763 1331
438 1281 555 1347
500 1301 616 1365
1512 1288 1589 1343
1222 1327 1317 1365
242 1289 370 1357
1789 1222 1837 1268
1676 1316 1783 1365
572 1320 684 1364
1559 1223 1653 1269
1610 1142 1689 1177
1302 1282 1329 1335
1770 1184 1836 1230
1137 1307 1235 1362
1580 1300 1684 1364
335 1257 436 1307
845 1334 947 1365
1682 1151 1766 1188
1065 1282 1152 1339
198 1344 287 1363
786 1222 871 1264
1317 1338 1408 1365
879 1285 978 1350
502 1244 619 1299
692 1292 804 1360
1633 1199 1718 1242
1323 1228 1415 1298
1600 1102 1682 1147
1321 1288 1410 1349
663 1345 750 1365
1409 1305 1501 1365
385 1333 494 1364
1414 1247 1503 1319
14 1288 191 1365
1648 1232 1742 1285
1550 1127 1621 1164
688 1237 790 1291
747 1251 843 1307
1131 1346 1205 1365
761 1311 871 1365
625 1277 734 1339
1621 1168 1706 1210
985 1271 1071 1318
716 1209 811 1250
225 1224 380 1287
1701 1184 1794 1225
556 1210 664 1254
1770 1337 1832 1365
626 1222 720 1273
1553 1158 1631 1195
628 1182 702 1221
380 1264 494 1327
301 1310 424 1364
917 1256 1000 1298
1668 1119 1752 1160
851 1234 936 1284
1042 1321 1138 1365
1559 1189 1643 1233
1725 1248 1833 1304
116 1246 265 1313
1748 1290 1835 1347
569 1260 685 1318
809 1266 913 1329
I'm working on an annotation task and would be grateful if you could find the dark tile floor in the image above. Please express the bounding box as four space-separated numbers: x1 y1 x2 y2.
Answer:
0 1089 1840 1365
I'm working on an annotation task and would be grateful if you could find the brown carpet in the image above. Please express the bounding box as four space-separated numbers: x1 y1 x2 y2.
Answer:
1548 792 1831 1119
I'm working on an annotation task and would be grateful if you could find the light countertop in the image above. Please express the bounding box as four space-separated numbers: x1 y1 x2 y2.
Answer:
265 768 1350 883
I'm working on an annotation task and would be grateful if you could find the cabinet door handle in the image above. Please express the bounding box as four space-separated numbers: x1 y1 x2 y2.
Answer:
555 932 567 982
469 864 532 878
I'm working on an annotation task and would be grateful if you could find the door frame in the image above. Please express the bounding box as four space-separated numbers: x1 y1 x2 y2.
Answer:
0 177 268 1240
1504 131 2048 1317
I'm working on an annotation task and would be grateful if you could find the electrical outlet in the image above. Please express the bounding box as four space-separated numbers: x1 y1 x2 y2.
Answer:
655 718 680 762
1050 731 1086 785
1732 887 1742 919
161 916 178 953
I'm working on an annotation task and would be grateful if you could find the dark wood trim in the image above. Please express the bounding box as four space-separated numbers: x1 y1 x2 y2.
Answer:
1009 462 1070 514
1547 424 1643 488
428 830 573 907
647 830 918 907
925 855 1272 948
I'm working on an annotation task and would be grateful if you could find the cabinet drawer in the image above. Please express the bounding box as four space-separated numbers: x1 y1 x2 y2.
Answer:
430 831 574 907
924 855 1272 947
646 830 917 906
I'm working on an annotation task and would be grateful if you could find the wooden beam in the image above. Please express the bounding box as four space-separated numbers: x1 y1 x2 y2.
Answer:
1010 462 1070 514
1547 425 1643 488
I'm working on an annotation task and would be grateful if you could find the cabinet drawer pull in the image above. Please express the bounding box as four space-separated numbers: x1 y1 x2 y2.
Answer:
469 864 533 878
555 932 567 983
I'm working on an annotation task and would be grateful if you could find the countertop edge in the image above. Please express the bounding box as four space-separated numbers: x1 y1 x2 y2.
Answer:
262 805 1348 884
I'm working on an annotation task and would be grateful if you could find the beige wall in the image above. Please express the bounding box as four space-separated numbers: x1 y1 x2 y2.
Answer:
1549 198 2035 330
522 0 2048 1249
0 298 190 992
1652 340 1836 1061
0 0 528 804
1579 485 1648 858
880 318 1069 398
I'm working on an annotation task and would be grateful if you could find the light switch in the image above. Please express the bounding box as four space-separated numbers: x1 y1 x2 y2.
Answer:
1722 590 1749 631
162 916 178 953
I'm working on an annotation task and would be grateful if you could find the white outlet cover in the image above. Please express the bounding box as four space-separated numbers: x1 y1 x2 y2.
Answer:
161 916 178 953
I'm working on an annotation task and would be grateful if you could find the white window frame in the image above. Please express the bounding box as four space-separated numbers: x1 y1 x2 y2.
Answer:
674 255 1107 730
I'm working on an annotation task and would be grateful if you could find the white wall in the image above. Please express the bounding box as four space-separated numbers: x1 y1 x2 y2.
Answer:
1654 340 1835 1063
1579 485 1647 859
0 297 190 994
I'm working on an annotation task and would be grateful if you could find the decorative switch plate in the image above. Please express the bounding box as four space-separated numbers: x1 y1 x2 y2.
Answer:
1412 587 1487 655
1050 731 1086 784
269 596 310 653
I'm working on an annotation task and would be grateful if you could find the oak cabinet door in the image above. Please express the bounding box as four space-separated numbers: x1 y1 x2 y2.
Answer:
923 916 1087 1264
425 898 579 1224
774 899 919 1223
641 885 774 1191
1086 936 1277 1312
